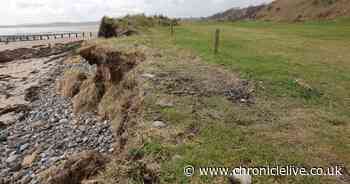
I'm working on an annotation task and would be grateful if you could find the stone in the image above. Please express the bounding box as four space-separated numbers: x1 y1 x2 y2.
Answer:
31 121 45 129
20 143 30 152
6 154 19 163
0 121 7 129
17 112 26 121
22 151 38 167
0 112 17 126
229 174 252 184
49 157 60 164
0 168 10 177
58 119 69 124
82 180 99 184
172 154 183 161
9 162 22 172
43 151 108 184
141 73 156 79
0 133 7 142
12 171 25 181
152 121 167 128
156 98 174 108
49 117 59 123
20 175 32 184
24 86 40 102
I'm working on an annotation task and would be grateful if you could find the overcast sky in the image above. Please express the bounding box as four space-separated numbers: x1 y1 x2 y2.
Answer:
0 0 273 25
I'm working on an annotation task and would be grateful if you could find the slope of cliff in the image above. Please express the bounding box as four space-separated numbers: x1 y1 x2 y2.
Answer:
209 0 350 22
257 0 350 21
208 5 266 21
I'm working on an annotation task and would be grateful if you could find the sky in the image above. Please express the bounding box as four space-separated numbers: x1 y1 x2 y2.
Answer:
0 0 274 25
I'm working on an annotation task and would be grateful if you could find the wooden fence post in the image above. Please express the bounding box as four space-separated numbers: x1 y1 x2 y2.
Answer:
214 29 220 54
170 23 174 36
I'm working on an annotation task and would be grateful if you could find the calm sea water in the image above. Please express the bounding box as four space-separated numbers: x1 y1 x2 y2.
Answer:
0 25 99 35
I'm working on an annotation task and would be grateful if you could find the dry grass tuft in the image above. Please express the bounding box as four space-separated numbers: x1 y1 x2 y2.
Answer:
63 55 84 65
40 151 108 184
57 69 87 98
72 77 105 114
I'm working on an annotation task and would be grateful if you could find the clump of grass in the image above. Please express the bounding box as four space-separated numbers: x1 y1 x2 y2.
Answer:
287 79 323 100
57 69 87 98
98 14 178 38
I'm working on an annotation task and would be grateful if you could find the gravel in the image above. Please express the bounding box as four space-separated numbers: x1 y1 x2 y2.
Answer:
0 55 114 183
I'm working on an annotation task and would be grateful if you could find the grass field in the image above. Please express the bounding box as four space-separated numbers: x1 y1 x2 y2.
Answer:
168 20 350 107
144 20 350 183
97 19 350 183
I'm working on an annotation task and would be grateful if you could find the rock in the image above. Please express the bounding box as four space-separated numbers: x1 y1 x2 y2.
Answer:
58 119 69 124
172 154 183 161
0 121 7 129
20 175 32 184
0 48 34 63
295 79 312 90
12 171 25 181
49 157 61 164
156 98 174 108
43 151 108 184
152 121 167 128
24 86 40 102
20 143 30 152
0 133 7 142
6 154 19 163
229 174 252 184
22 151 38 167
108 148 114 153
49 117 59 123
0 104 29 117
17 112 26 121
9 162 22 172
141 73 156 79
31 121 45 129
81 180 99 184
0 168 10 177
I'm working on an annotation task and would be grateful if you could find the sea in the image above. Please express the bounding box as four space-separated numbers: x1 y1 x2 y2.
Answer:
0 24 99 35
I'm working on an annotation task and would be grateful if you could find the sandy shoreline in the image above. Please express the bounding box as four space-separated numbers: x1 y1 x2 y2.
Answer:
0 40 84 121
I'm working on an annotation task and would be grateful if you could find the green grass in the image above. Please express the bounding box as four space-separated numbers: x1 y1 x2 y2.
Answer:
144 20 350 183
97 19 350 184
158 20 350 114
